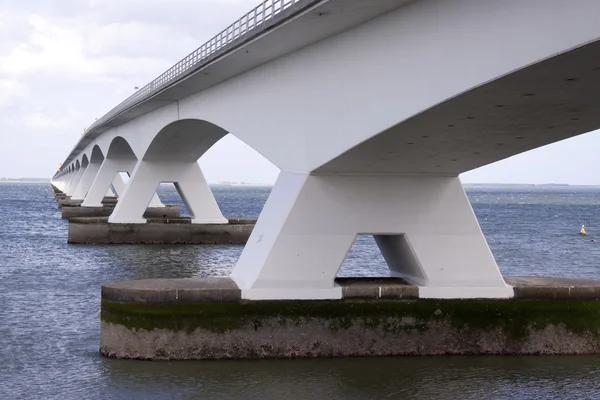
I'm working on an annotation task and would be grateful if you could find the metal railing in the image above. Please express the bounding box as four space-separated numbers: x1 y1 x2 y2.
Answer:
85 0 303 135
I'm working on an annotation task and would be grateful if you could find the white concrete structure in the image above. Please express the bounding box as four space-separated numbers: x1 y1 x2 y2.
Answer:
52 0 600 300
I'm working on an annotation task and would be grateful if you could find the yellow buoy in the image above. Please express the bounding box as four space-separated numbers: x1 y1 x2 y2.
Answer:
580 224 587 235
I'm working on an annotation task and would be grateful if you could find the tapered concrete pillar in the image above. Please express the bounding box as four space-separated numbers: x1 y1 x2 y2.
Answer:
63 172 75 193
71 162 101 200
61 174 70 191
66 167 86 196
54 175 65 191
110 172 163 208
231 172 513 300
109 160 226 224
82 158 137 207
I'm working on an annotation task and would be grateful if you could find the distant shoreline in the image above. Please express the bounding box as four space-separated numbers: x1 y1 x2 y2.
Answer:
0 180 50 183
463 183 599 187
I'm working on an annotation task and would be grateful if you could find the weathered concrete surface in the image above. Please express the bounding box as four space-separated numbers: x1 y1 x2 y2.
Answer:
58 196 117 208
101 277 417 304
61 204 180 219
50 185 63 195
103 277 241 304
69 217 256 244
99 276 600 360
101 315 600 360
506 276 600 299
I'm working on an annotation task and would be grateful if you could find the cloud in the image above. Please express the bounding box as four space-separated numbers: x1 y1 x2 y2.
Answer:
84 21 198 59
0 0 278 180
22 107 82 131
0 15 171 83
0 79 29 108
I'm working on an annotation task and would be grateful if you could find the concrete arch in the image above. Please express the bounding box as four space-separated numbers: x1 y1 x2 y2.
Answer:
107 119 230 224
90 145 105 163
143 119 228 162
107 136 137 159
81 135 165 208
81 154 89 168
74 160 79 170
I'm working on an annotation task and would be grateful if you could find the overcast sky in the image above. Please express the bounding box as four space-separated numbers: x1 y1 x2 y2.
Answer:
1 0 600 184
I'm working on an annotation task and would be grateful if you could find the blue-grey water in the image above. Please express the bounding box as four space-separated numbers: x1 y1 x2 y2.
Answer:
1 182 600 399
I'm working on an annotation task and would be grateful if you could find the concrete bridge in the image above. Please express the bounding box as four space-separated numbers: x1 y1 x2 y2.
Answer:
52 0 600 300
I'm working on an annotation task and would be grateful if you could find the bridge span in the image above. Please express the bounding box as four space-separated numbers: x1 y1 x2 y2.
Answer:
52 0 600 300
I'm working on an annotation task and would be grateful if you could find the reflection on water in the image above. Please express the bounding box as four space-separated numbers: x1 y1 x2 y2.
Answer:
1 183 600 399
99 355 600 400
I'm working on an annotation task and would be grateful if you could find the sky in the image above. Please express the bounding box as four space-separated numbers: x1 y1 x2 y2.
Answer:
1 0 600 184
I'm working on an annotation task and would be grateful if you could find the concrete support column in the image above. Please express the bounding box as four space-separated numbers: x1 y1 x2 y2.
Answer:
61 174 70 191
71 162 102 200
54 176 65 191
109 160 226 224
66 168 86 196
110 173 163 208
63 173 75 193
82 158 137 207
231 172 513 300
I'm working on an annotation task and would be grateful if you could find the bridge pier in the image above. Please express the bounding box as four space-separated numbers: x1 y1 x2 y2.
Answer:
232 172 513 300
55 176 66 192
82 158 136 207
63 171 77 194
66 166 86 196
110 170 164 208
108 160 227 225
71 161 101 200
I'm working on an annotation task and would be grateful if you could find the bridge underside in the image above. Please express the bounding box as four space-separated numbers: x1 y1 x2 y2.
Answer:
317 39 600 175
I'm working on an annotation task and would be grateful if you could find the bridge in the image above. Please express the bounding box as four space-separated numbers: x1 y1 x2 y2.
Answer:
52 0 600 300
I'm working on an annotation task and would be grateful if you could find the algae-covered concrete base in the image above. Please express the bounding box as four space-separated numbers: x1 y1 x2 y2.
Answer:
100 276 600 360
61 204 181 219
69 217 256 244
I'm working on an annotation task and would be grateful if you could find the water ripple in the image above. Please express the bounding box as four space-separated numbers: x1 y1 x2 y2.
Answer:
1 183 600 399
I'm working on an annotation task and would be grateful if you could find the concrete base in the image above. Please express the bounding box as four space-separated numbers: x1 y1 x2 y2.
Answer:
100 276 600 360
50 184 63 195
61 204 181 219
58 196 117 208
68 217 256 244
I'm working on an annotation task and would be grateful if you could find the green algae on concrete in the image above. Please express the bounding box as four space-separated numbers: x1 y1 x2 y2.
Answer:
101 298 600 339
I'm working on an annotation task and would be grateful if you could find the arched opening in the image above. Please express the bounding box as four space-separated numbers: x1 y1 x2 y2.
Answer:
144 119 227 162
140 119 277 219
81 154 89 168
107 136 136 160
104 136 141 199
139 119 227 217
90 145 104 164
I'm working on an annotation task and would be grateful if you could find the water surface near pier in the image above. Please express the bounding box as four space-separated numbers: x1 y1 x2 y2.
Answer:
1 183 600 399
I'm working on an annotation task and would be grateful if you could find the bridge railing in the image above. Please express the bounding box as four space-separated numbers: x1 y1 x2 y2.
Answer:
85 0 302 135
